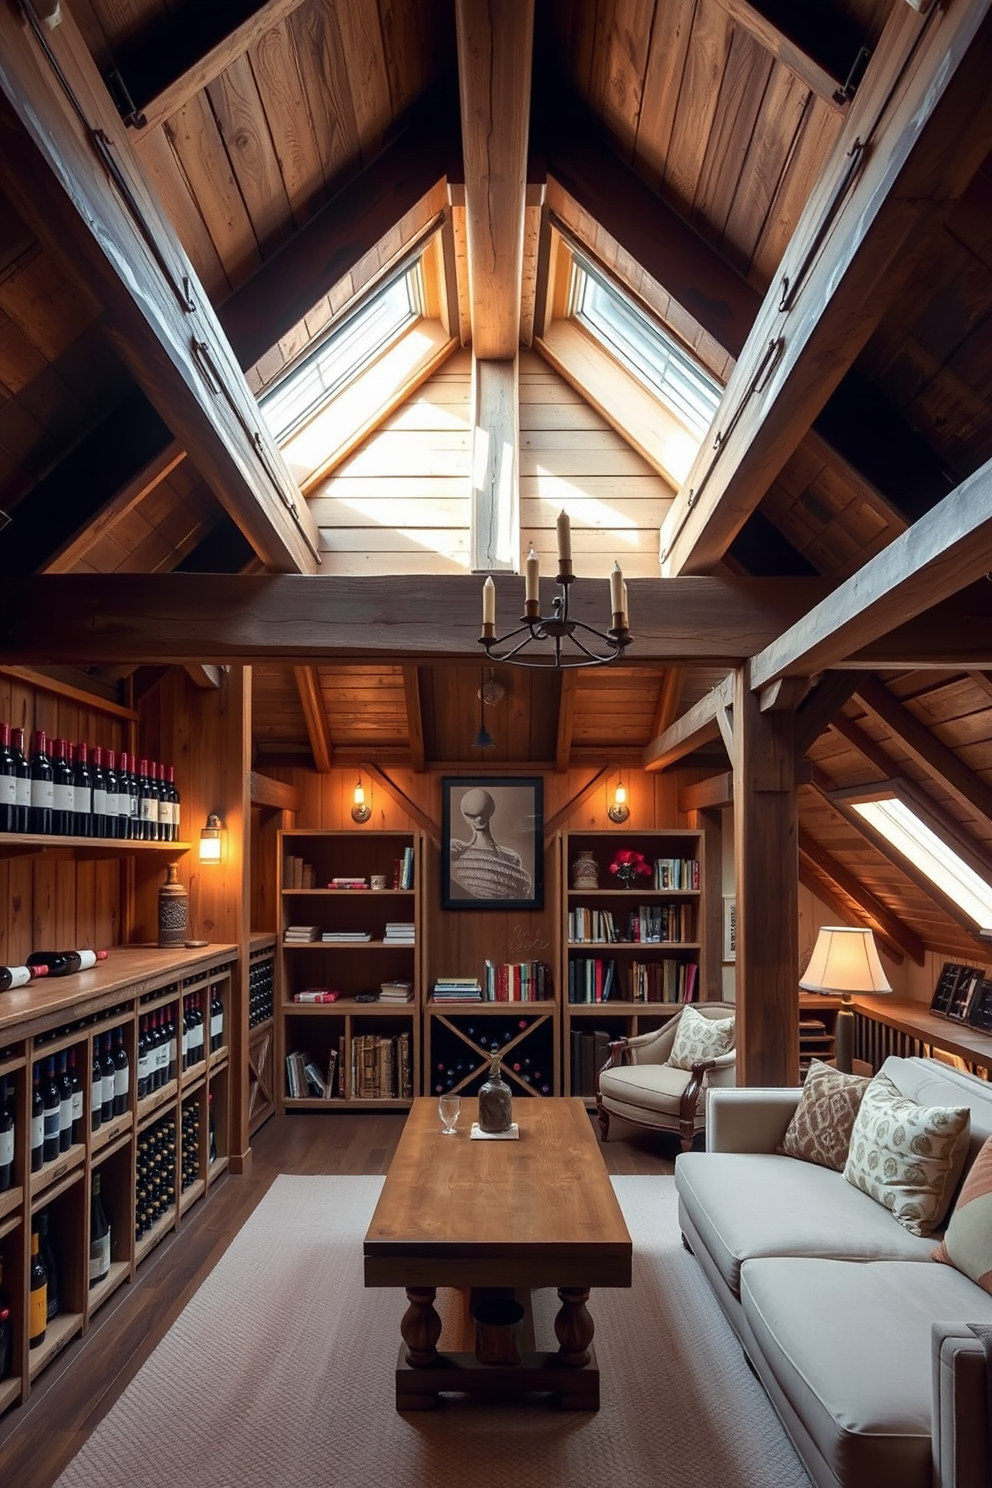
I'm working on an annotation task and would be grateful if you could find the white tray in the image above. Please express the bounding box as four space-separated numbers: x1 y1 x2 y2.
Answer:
469 1122 520 1141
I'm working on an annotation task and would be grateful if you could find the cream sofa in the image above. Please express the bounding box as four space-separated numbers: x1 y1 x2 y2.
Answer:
674 1056 992 1488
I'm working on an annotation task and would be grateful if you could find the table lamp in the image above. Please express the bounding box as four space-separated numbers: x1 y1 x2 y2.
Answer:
799 926 891 1073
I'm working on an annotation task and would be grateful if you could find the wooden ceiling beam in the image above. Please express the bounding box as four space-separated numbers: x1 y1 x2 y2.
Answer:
795 671 860 754
0 7 317 575
661 1 992 576
643 676 734 773
127 0 310 135
679 772 733 812
798 827 923 965
855 676 992 833
0 574 828 667
651 669 685 742
828 712 896 779
249 772 302 813
797 858 905 967
403 666 426 774
750 458 992 688
709 0 851 110
293 667 332 774
470 355 519 571
455 0 535 357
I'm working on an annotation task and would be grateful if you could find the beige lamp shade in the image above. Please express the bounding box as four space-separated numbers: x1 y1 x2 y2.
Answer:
799 926 892 995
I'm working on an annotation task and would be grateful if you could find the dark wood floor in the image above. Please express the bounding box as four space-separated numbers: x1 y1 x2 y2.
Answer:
0 1109 675 1488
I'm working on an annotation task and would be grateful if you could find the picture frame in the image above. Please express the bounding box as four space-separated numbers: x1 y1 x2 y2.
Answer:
441 777 544 910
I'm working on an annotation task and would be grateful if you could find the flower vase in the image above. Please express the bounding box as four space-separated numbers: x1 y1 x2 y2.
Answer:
615 864 638 888
571 851 599 890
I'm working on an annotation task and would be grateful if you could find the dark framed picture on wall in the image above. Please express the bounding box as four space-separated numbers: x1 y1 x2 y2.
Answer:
442 777 544 910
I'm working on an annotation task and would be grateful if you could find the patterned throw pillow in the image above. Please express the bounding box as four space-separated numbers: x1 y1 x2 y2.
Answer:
668 1005 735 1071
842 1071 970 1236
933 1133 992 1292
778 1059 871 1171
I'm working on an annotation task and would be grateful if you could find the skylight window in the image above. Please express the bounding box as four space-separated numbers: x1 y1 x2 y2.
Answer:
260 264 422 444
853 795 992 930
569 258 722 437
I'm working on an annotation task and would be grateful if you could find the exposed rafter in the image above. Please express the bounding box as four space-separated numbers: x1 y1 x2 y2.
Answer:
661 1 992 576
643 676 734 773
293 667 333 773
403 666 426 773
798 828 922 964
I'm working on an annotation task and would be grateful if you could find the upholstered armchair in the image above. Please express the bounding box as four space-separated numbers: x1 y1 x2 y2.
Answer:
596 1002 737 1150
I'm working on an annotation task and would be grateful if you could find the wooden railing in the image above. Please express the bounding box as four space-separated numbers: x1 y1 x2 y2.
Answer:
852 995 992 1081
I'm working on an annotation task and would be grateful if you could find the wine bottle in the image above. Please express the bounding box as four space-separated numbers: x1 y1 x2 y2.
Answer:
90 1040 103 1134
181 997 191 1071
0 1075 14 1191
73 740 93 838
26 948 109 978
156 762 172 842
210 985 224 1052
9 726 31 833
28 729 54 835
0 1257 12 1381
29 1229 47 1347
37 1209 59 1320
165 1004 177 1082
57 1050 73 1153
112 1026 129 1117
90 746 108 839
50 737 74 836
89 1171 111 1285
100 1032 115 1124
136 1015 149 1100
122 752 140 839
0 962 48 992
208 1090 217 1164
42 1055 60 1164
166 764 180 842
30 1062 44 1171
137 759 154 842
103 748 120 840
115 751 132 838
0 722 18 833
68 1047 84 1146
192 992 205 1065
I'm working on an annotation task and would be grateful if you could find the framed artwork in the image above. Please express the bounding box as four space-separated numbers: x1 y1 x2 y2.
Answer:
723 896 736 962
442 777 544 910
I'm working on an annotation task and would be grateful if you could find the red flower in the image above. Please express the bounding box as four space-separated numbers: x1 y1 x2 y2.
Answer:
609 849 651 877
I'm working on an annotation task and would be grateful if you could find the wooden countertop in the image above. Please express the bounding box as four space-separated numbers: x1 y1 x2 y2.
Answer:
0 942 237 1041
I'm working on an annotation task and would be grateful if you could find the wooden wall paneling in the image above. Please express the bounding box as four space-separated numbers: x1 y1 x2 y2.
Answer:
633 0 697 193
733 663 798 1085
663 0 734 219
247 21 326 232
334 0 392 160
690 25 773 247
598 0 655 154
289 0 362 200
206 55 295 262
161 93 264 290
719 60 810 280
130 125 230 298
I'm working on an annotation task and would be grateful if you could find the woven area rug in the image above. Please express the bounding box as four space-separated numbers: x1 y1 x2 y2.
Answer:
55 1174 811 1488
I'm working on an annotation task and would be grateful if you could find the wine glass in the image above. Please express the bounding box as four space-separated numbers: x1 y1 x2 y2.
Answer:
438 1093 461 1135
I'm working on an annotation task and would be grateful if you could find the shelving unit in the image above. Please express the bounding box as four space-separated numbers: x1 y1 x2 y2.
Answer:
426 1004 559 1099
561 830 706 1101
799 993 838 1074
0 944 236 1418
276 831 423 1110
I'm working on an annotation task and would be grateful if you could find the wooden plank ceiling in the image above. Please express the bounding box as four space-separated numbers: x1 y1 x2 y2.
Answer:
3 0 992 958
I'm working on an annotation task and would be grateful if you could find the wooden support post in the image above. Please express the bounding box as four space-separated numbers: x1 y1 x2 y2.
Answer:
470 356 520 573
733 663 799 1086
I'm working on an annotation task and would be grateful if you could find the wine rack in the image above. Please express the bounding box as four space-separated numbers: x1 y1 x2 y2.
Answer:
0 944 236 1419
425 1009 558 1098
248 938 276 1136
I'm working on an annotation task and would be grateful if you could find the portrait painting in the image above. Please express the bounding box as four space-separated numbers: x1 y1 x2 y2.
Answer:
441 777 544 910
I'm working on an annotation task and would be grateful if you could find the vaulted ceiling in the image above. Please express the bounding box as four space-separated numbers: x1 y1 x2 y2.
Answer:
3 0 992 964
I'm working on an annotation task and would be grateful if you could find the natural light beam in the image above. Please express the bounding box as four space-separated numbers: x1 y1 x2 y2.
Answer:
854 797 992 931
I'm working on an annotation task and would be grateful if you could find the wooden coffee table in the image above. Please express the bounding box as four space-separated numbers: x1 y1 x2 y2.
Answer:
363 1096 632 1410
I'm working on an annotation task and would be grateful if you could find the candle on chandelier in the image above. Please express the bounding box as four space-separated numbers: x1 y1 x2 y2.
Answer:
610 562 626 626
482 575 496 630
525 546 540 604
556 510 572 563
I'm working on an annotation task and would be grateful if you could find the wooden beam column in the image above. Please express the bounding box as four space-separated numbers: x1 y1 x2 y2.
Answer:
470 356 520 572
455 0 535 357
733 664 799 1086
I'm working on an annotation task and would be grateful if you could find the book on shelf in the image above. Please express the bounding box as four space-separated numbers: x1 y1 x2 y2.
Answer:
570 1028 612 1096
567 957 617 1003
284 925 321 942
380 979 413 1002
627 958 698 1003
324 1047 339 1098
654 857 699 890
432 976 483 1002
568 907 617 943
320 930 371 942
286 1049 326 1098
349 1031 411 1098
293 989 340 1003
383 922 416 943
284 856 315 888
623 903 696 943
482 959 552 1002
329 876 368 889
399 845 415 889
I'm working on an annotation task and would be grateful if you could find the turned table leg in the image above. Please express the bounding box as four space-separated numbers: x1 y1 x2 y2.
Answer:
554 1286 594 1367
400 1286 442 1366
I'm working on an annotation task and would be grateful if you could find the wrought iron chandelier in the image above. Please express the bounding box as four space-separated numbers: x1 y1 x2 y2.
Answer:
479 512 633 669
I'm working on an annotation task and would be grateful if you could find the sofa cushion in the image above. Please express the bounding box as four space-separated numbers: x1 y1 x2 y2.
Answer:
668 1004 734 1070
778 1058 871 1171
675 1151 935 1300
880 1056 992 1170
843 1071 970 1236
740 1257 992 1488
933 1131 992 1292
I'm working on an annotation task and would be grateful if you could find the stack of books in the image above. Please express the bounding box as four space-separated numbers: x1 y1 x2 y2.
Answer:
328 876 367 889
380 979 414 1003
284 857 315 888
320 929 371 942
398 845 415 889
284 924 320 943
383 922 415 944
432 976 483 1002
285 1050 328 1097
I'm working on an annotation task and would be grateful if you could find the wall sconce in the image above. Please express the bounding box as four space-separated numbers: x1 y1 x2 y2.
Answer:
199 813 223 863
608 772 630 823
351 773 372 823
